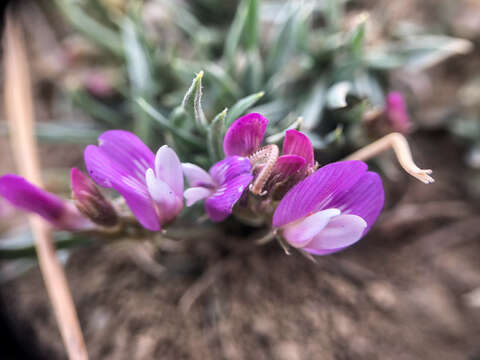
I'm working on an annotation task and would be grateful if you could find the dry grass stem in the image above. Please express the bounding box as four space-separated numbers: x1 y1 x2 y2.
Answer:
4 9 88 360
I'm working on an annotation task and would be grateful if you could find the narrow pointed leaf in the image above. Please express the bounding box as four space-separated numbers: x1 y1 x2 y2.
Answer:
225 91 265 127
181 71 207 131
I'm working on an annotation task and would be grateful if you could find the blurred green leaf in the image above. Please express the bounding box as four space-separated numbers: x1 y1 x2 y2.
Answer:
244 0 259 51
137 98 204 149
0 122 101 144
122 17 155 142
384 35 473 71
225 91 265 127
224 0 249 73
55 0 123 56
0 230 92 260
71 90 125 127
207 108 227 162
301 77 328 130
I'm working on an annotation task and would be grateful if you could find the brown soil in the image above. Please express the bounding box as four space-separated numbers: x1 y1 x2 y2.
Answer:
2 132 480 360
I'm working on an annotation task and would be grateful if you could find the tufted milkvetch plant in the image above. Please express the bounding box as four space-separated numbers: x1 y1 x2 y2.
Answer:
0 75 434 259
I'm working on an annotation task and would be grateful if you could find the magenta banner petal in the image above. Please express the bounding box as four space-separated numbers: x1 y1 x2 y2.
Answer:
271 155 306 178
327 171 384 233
154 145 184 198
94 130 154 184
85 144 159 230
307 214 367 250
282 130 314 166
273 161 368 228
0 175 88 230
182 163 215 188
184 187 213 206
223 113 268 156
0 175 64 222
205 173 253 221
209 156 252 184
282 209 340 248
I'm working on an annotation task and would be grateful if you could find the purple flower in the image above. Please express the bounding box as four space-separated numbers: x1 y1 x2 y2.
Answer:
183 156 253 221
386 92 411 134
84 130 183 231
71 168 118 226
273 161 384 255
223 113 316 195
0 174 90 230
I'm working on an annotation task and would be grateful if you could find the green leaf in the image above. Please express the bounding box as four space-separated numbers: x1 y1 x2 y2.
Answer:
207 108 227 162
350 18 366 59
387 35 473 71
0 230 92 260
244 0 259 51
71 90 124 127
225 91 265 127
137 98 204 149
55 0 123 56
207 109 227 163
122 17 155 142
265 4 310 77
224 0 249 73
301 78 327 130
181 71 208 131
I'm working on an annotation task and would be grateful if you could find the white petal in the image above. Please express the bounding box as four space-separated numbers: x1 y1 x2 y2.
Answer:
308 214 367 250
282 208 341 248
154 145 184 197
182 163 215 187
184 187 213 207
146 168 181 223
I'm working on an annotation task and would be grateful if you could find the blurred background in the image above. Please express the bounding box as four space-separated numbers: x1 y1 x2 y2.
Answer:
0 0 480 359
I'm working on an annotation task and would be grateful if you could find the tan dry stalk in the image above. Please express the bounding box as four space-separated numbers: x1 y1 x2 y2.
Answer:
3 9 88 360
344 132 434 184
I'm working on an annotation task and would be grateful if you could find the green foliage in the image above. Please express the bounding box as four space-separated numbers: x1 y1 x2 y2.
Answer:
54 0 470 157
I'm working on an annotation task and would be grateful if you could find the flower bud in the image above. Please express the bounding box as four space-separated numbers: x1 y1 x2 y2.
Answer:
71 168 118 227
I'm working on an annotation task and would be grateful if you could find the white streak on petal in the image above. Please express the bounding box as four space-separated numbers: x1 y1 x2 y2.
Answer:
309 214 367 250
282 208 341 248
154 145 184 197
184 187 213 207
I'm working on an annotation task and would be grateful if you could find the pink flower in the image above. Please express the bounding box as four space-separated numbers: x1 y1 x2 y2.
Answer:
84 130 183 231
273 161 384 255
183 156 253 221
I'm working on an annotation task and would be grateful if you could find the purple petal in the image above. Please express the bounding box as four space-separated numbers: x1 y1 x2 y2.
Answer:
146 169 182 225
184 187 213 206
205 173 253 221
272 155 306 178
273 161 368 228
282 130 314 167
85 145 159 230
154 145 184 198
282 209 340 248
0 174 88 230
327 171 384 234
209 156 252 185
182 163 215 187
223 113 268 156
85 130 154 188
306 214 367 251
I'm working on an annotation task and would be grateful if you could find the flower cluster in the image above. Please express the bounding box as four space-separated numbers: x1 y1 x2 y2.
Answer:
0 113 385 256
